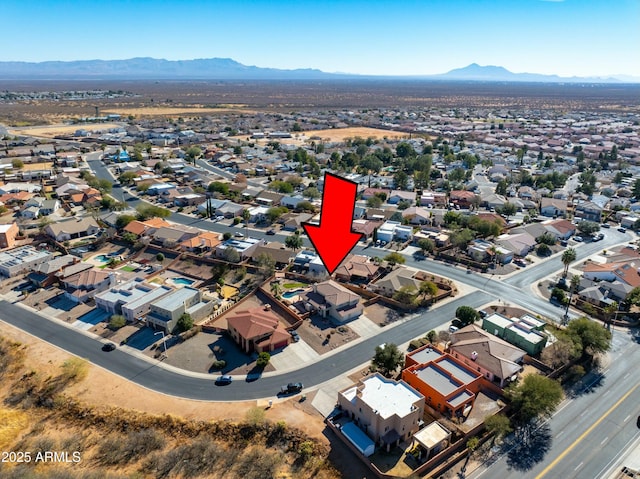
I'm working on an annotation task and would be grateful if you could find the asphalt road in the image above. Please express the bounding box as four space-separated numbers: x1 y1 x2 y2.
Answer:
0 290 492 400
470 327 640 479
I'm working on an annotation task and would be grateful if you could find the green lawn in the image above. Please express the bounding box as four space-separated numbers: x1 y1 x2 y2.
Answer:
120 265 136 272
283 282 306 289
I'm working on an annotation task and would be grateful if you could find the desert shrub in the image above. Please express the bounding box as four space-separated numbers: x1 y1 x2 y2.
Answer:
233 447 282 479
61 358 88 383
108 315 126 330
210 360 226 370
245 406 266 425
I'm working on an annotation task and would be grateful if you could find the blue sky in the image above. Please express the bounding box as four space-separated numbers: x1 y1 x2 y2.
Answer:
3 0 639 77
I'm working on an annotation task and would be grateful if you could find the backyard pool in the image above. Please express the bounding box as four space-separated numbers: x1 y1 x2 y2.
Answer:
282 288 305 299
171 277 195 286
94 254 110 263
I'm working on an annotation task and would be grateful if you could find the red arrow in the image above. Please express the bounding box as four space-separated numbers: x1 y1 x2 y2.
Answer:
303 172 363 274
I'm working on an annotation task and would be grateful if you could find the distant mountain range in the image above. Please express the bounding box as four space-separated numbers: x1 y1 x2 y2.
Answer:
0 58 637 83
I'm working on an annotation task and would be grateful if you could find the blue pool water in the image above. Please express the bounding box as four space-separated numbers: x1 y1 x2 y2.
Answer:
94 254 110 263
172 277 195 286
282 288 304 299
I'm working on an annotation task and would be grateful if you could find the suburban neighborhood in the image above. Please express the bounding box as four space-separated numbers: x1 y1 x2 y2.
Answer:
0 94 639 479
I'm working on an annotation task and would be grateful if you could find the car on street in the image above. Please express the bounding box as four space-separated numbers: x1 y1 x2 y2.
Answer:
234 231 244 238
280 382 303 394
102 342 116 352
601 223 610 228
573 236 583 242
215 375 233 385
618 227 627 233
266 229 276 235
593 233 604 242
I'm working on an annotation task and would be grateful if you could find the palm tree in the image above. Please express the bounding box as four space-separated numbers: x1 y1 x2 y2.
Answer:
604 301 619 330
561 247 577 278
270 282 282 299
242 209 250 238
563 274 581 324
285 231 303 251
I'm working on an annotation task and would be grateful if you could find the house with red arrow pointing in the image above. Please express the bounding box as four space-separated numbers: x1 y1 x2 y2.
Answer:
303 280 363 323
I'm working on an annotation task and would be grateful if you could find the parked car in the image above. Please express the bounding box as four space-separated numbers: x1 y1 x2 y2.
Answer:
618 227 627 233
101 342 116 352
593 233 604 242
234 231 244 238
573 236 583 242
479 310 488 319
266 229 276 235
281 382 303 394
289 330 300 342
560 239 569 246
449 325 459 333
601 223 610 229
215 375 233 385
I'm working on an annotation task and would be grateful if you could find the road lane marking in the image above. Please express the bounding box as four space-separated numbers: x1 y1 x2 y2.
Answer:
535 383 639 479
575 462 583 471
600 437 608 445
624 414 631 423
580 409 589 417
623 373 630 379
603 389 610 396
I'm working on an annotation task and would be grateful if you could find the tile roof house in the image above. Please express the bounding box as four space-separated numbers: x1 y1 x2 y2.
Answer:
495 232 537 257
27 253 79 287
448 324 525 388
123 218 172 236
151 226 199 248
44 217 101 242
540 198 568 218
227 306 292 353
61 269 116 303
351 219 382 239
333 255 380 283
250 242 296 266
401 207 431 225
303 280 363 323
180 231 222 253
543 219 576 240
373 267 423 296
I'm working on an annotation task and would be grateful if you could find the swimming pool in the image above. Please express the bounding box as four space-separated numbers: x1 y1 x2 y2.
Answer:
171 277 195 286
94 254 110 263
282 288 304 299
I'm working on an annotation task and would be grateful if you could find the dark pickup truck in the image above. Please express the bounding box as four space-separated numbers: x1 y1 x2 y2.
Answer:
280 382 303 394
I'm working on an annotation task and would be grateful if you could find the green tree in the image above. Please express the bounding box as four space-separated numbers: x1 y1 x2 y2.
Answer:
176 313 193 333
455 305 480 326
270 281 282 298
303 186 320 200
484 414 512 445
419 281 438 303
565 317 612 358
222 246 241 263
122 232 137 244
393 285 417 304
156 253 165 262
384 252 405 266
256 351 271 368
498 202 517 219
185 146 202 165
577 221 600 236
537 243 551 256
266 206 288 223
135 204 171 221
285 232 303 251
505 374 563 424
371 343 404 377
417 238 434 255
561 247 577 277
11 158 24 169
208 181 230 195
366 195 383 208
256 253 276 278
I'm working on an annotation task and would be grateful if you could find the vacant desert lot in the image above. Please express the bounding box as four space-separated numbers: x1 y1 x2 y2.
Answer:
9 122 117 138
243 126 413 146
102 105 253 116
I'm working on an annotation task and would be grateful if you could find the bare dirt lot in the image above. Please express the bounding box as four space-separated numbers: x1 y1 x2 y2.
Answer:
0 320 327 441
8 122 118 137
101 105 253 116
